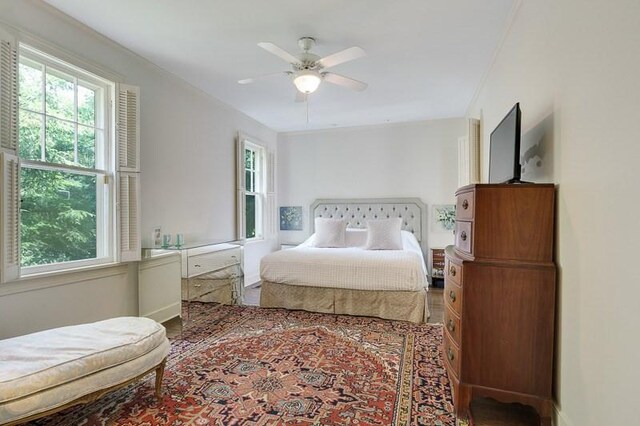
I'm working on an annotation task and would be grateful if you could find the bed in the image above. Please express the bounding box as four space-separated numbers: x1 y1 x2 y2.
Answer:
260 198 429 323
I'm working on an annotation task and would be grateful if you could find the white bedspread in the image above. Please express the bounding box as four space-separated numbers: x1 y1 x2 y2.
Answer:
261 230 427 291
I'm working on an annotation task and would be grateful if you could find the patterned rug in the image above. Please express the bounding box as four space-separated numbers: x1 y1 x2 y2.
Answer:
32 303 455 425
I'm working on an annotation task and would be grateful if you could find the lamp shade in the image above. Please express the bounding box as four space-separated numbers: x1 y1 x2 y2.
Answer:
294 70 321 94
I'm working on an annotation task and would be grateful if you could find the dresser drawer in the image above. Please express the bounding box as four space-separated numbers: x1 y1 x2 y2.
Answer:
444 304 462 345
187 248 241 278
444 277 463 316
455 221 473 255
443 332 461 378
181 275 235 304
445 256 462 286
456 190 475 221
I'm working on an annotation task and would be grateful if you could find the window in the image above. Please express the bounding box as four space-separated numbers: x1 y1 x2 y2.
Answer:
236 134 274 241
1 30 140 283
244 143 264 239
17 46 113 273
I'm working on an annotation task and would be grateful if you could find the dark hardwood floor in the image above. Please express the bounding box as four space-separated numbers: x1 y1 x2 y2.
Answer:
162 284 540 425
427 287 444 323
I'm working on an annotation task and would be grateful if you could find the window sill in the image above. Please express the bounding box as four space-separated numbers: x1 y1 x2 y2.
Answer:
0 262 131 297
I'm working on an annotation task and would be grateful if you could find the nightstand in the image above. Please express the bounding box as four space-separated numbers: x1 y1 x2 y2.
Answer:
430 247 445 288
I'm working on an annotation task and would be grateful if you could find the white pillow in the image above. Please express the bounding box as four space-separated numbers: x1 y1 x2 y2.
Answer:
312 218 348 248
365 218 403 250
345 228 368 247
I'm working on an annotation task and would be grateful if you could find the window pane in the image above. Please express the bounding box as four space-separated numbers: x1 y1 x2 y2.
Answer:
19 110 42 160
20 168 97 267
245 148 252 170
245 170 253 192
78 125 96 168
245 194 256 239
19 61 43 112
78 84 95 126
45 69 74 120
45 117 75 165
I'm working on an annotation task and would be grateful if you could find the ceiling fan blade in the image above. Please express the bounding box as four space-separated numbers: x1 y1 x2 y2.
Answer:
238 71 291 85
317 46 366 69
322 72 368 92
295 90 307 103
258 42 301 65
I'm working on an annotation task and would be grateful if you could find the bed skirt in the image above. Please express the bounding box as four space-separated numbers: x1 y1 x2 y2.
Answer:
259 281 429 323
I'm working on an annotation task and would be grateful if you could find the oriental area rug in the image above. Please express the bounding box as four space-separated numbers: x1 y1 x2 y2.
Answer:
32 303 456 425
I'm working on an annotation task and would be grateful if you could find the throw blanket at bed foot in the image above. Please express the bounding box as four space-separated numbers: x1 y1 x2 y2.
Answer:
32 303 455 425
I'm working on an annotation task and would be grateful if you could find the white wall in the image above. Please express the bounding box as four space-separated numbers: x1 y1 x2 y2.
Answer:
0 0 276 337
467 0 640 425
0 265 136 338
277 118 466 253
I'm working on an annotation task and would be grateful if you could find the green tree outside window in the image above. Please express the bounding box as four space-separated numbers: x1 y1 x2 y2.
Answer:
18 57 102 268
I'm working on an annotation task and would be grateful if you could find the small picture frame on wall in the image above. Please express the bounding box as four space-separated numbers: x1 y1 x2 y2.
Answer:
280 206 303 231
151 226 162 248
431 205 456 233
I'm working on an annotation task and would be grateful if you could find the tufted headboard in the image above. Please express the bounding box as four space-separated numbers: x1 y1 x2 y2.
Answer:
310 198 427 243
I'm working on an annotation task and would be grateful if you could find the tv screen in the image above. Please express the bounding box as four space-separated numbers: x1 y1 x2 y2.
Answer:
489 103 522 183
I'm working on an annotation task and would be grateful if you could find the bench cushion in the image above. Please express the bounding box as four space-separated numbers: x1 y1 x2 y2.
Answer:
0 340 169 424
0 317 167 404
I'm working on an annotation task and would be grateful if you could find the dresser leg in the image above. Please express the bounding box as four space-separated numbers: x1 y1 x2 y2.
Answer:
456 410 471 426
457 385 472 415
538 399 554 426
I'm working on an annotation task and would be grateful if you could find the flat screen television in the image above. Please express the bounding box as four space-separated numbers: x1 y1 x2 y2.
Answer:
489 103 522 183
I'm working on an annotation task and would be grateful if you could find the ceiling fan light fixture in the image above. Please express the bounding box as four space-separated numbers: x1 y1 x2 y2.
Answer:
294 70 321 94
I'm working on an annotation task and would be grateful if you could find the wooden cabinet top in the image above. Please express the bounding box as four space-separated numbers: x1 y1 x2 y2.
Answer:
456 182 554 195
454 183 555 264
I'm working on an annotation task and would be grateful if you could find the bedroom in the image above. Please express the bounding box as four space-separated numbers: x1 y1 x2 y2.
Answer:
0 0 638 425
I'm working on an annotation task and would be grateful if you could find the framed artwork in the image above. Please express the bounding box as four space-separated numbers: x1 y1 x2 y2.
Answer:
431 204 456 232
280 206 303 231
151 226 162 248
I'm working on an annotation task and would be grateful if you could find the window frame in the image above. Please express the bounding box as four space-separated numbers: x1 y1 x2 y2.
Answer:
16 44 116 276
243 141 266 241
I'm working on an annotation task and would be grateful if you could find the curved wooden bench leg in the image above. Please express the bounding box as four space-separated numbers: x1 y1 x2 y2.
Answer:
155 358 167 399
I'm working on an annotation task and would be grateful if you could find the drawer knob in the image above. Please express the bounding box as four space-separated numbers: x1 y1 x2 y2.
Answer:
462 199 469 210
449 290 456 302
194 264 202 268
460 231 467 242
447 319 455 332
449 265 456 276
447 348 455 361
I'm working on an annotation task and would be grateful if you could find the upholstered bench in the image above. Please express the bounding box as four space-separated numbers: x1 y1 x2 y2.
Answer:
0 317 170 425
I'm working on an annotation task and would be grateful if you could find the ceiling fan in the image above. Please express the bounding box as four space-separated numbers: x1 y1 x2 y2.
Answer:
239 37 367 100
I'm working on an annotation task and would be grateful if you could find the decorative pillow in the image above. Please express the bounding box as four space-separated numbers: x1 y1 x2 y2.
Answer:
312 218 348 248
345 228 368 247
365 218 403 250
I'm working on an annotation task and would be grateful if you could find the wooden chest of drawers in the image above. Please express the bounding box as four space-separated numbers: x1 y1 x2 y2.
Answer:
443 184 556 425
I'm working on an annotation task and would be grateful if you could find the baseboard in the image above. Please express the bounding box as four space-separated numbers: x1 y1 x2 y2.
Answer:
554 404 573 426
142 302 181 324
244 273 260 286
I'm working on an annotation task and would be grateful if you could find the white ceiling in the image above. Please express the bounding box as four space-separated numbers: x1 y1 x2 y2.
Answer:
44 0 515 132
